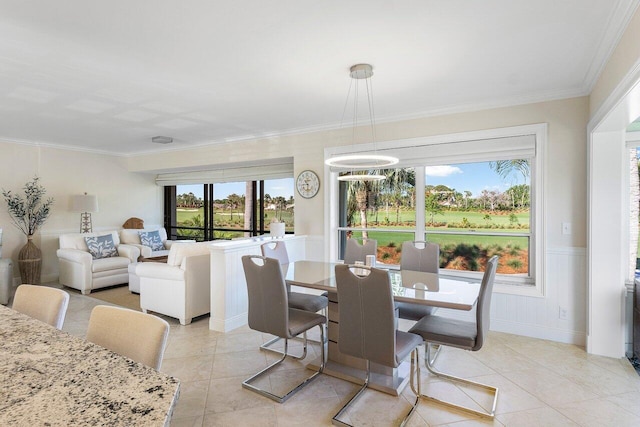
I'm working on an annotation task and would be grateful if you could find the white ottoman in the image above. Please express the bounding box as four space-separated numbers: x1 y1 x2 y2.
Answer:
0 258 14 305
128 263 140 294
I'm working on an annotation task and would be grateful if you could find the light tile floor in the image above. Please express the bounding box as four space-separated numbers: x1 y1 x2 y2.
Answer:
59 288 640 427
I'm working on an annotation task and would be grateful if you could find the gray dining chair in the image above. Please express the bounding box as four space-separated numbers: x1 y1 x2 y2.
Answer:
408 255 499 419
397 241 440 321
260 241 329 355
241 255 326 403
343 238 377 264
333 264 422 427
12 284 70 330
86 305 170 371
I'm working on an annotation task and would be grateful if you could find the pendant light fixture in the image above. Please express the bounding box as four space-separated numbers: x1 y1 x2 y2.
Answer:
325 64 398 181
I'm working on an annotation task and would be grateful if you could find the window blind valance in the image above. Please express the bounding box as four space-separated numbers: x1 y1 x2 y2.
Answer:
328 134 536 172
155 160 293 186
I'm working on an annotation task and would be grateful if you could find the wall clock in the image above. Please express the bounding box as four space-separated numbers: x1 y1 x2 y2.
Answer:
296 170 320 199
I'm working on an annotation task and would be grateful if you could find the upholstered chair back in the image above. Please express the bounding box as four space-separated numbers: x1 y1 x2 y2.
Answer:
261 241 289 265
400 241 440 272
343 239 377 264
166 241 211 268
86 305 170 370
12 285 70 330
474 255 499 351
59 231 121 251
120 228 168 245
242 255 290 338
335 264 400 367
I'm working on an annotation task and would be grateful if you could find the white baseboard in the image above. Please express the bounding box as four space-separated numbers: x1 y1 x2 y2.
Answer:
209 312 248 333
491 319 586 346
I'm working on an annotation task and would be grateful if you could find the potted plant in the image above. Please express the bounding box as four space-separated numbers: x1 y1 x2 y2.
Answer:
2 177 54 284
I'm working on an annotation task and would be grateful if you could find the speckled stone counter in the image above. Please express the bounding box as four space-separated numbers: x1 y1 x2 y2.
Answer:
0 305 180 426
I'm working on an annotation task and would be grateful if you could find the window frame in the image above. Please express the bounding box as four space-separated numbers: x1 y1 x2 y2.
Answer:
164 179 294 240
325 123 547 297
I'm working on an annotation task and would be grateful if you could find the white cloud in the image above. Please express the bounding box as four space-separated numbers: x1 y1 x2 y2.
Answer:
425 165 463 177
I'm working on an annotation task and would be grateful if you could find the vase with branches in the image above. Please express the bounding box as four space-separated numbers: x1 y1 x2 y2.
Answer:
2 176 54 284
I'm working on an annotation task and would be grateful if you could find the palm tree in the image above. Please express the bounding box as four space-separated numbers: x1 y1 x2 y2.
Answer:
489 159 530 181
381 168 415 224
344 172 383 239
464 190 472 209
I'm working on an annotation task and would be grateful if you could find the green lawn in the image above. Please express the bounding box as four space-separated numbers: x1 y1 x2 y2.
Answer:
347 230 528 249
176 207 529 244
176 208 294 229
361 208 529 228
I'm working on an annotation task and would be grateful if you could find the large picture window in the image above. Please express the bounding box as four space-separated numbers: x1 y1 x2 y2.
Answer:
330 124 545 292
164 178 294 241
339 160 531 277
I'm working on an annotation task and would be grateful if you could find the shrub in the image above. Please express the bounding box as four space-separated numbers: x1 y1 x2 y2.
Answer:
382 252 391 260
507 259 523 269
387 241 396 248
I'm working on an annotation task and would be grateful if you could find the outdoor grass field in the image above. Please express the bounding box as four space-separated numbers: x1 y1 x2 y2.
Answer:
176 208 294 228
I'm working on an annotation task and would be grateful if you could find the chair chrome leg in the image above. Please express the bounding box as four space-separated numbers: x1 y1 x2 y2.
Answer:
401 348 421 427
260 323 328 358
425 343 441 366
243 324 326 404
333 351 420 427
332 360 371 427
417 343 499 419
260 332 309 360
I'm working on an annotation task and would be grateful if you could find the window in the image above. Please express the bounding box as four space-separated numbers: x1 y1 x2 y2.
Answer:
329 124 545 294
164 178 294 240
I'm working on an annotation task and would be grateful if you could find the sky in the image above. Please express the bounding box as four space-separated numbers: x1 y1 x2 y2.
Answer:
177 162 528 200
425 161 528 197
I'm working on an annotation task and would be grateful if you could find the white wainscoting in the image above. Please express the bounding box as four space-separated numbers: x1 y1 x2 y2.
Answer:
432 247 587 346
209 235 307 333
491 247 587 345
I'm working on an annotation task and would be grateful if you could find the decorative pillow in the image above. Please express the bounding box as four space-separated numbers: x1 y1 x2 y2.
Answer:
85 234 118 259
139 230 165 251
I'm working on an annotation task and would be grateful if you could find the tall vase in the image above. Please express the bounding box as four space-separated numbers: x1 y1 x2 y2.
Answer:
18 235 42 285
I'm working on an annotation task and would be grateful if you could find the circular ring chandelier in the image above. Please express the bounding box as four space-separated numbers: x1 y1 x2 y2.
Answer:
326 64 398 178
325 153 399 169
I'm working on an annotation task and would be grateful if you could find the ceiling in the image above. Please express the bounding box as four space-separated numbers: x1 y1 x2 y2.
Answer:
0 0 636 156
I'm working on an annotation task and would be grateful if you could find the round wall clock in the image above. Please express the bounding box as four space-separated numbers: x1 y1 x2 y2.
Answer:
296 170 320 199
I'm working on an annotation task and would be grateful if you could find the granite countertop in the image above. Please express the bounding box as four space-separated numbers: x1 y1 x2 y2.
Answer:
0 305 180 426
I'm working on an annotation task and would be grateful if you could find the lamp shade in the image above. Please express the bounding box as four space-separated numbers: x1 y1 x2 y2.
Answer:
71 194 98 213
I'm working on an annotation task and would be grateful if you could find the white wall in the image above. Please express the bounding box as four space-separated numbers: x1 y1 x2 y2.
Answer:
586 6 640 357
0 142 161 283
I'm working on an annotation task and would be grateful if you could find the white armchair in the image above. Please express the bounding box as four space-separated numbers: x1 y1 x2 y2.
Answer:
57 231 140 295
120 228 194 260
136 242 211 325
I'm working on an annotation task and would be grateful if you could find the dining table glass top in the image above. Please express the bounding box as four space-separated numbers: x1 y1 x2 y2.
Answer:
283 260 481 311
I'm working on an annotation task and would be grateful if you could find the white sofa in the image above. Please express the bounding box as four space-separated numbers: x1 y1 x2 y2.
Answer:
136 241 211 325
122 228 197 293
57 231 140 295
120 228 176 260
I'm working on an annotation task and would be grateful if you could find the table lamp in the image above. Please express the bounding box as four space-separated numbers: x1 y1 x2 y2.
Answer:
71 193 98 233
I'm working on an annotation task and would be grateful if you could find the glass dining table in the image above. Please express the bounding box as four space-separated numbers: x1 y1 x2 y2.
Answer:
282 260 481 395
